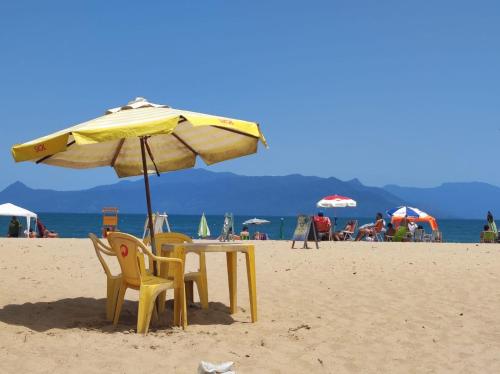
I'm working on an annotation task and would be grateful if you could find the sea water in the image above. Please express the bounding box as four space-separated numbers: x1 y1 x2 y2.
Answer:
0 213 491 243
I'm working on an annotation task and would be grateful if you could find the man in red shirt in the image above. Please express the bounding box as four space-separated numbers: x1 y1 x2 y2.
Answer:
313 212 332 240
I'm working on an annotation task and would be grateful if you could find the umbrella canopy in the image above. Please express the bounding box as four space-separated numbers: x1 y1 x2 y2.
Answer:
11 97 267 177
386 206 429 218
197 213 211 238
316 195 357 208
11 97 267 260
243 218 271 225
386 206 439 230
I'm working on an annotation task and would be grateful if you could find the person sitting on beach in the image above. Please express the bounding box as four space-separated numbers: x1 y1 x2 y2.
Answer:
487 211 498 239
7 217 20 238
240 226 250 240
408 221 418 234
253 231 261 240
313 212 332 241
384 222 396 241
36 219 59 238
355 213 385 241
480 224 493 243
393 218 409 242
332 220 355 241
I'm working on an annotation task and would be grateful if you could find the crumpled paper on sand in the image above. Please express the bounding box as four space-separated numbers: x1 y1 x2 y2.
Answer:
197 361 235 374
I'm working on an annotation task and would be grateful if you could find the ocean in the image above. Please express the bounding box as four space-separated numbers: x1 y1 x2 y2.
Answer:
0 213 491 243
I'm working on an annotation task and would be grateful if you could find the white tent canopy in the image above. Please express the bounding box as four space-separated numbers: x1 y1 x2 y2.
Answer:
0 203 37 236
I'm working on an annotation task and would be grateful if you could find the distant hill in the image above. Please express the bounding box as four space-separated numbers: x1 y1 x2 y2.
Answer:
0 169 405 217
4 170 498 218
384 182 500 219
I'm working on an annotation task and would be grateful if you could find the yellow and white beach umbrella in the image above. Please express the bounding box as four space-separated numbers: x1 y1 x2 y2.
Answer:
12 97 267 177
11 97 267 257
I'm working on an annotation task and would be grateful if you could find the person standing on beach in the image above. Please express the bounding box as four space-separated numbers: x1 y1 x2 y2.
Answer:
487 211 498 239
8 216 20 237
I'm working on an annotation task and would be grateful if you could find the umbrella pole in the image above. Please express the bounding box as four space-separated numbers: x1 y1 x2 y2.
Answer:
140 137 158 275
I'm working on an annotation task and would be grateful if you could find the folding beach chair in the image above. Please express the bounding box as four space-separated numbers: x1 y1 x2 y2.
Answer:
341 220 358 241
431 230 443 242
413 229 425 242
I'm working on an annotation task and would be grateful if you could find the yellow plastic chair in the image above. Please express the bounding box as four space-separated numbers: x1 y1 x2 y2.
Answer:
144 232 208 310
107 232 187 334
88 233 122 321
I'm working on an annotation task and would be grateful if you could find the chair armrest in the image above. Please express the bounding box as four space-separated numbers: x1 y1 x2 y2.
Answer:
150 254 183 265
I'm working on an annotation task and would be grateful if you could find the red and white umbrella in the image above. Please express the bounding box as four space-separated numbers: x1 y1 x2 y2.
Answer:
316 195 357 208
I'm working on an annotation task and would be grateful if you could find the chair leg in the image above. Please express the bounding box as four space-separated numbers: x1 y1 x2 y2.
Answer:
181 283 187 329
185 280 194 304
106 277 120 321
113 283 127 326
173 288 180 326
137 286 157 335
158 290 167 313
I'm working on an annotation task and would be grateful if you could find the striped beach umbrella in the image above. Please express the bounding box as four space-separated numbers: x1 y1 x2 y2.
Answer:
386 206 429 218
316 195 357 208
316 195 357 231
11 97 267 261
197 213 211 238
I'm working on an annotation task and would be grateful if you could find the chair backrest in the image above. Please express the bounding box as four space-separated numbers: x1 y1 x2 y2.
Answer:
107 232 146 287
145 232 193 276
89 233 116 278
413 229 424 242
144 232 192 246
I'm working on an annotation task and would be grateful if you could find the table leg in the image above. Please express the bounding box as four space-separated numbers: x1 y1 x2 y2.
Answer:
245 246 258 322
226 252 237 314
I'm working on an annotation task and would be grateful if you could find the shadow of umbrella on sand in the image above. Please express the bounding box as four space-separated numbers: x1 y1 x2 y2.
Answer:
11 97 268 267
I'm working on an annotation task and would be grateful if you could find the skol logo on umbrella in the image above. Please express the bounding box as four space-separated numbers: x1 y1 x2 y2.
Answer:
34 144 47 153
120 244 128 257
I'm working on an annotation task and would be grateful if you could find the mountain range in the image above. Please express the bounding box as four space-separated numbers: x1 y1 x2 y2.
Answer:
0 169 498 219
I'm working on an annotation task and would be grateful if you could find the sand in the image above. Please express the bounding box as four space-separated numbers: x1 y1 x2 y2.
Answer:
0 238 499 373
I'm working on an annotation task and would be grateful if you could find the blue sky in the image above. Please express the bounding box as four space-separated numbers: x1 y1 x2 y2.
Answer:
1 1 499 190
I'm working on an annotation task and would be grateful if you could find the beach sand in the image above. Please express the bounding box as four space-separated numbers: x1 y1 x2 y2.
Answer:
0 238 499 373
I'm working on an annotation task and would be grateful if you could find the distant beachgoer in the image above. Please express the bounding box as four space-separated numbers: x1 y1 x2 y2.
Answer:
356 213 385 241
36 219 58 238
480 224 494 243
8 217 20 238
487 211 498 237
37 220 47 238
384 223 396 241
313 212 332 241
408 221 417 234
240 226 250 240
393 217 409 242
332 220 355 241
